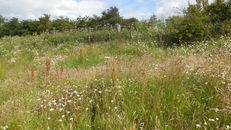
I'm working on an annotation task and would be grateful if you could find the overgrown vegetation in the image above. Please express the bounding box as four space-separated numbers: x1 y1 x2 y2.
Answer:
0 7 138 38
1 0 231 46
0 0 231 129
0 30 230 129
163 0 231 44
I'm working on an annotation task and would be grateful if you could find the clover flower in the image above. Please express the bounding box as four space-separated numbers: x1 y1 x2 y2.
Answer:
1 125 8 130
196 124 201 128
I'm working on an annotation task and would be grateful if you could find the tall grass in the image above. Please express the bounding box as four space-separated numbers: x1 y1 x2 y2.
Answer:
0 32 230 129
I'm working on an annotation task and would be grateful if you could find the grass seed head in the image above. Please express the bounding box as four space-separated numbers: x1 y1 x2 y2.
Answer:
31 67 35 81
111 60 117 87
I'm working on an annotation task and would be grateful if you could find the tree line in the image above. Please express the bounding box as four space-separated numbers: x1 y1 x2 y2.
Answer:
0 0 230 45
0 7 140 38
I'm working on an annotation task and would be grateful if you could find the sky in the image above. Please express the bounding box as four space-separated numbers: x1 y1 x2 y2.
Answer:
0 0 215 20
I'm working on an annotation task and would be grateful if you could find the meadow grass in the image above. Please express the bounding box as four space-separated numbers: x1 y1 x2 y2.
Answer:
0 33 230 129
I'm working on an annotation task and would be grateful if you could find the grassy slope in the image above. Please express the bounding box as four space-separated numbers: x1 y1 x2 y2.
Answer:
0 33 230 129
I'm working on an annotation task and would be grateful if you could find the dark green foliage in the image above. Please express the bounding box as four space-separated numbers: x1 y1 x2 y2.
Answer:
101 6 122 26
2 18 22 36
0 6 133 38
0 1 230 46
163 0 231 45
75 17 91 28
121 17 139 27
52 17 73 31
0 15 5 26
21 20 39 35
38 14 52 33
205 0 231 35
165 6 208 44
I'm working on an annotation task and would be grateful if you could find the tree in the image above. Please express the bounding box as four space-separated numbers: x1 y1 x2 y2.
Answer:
196 0 209 8
0 15 6 37
164 5 209 44
2 18 22 36
121 17 139 27
101 6 122 26
205 0 231 35
75 17 91 28
0 15 5 26
88 15 102 29
52 17 72 31
149 14 158 25
38 14 52 33
21 20 39 35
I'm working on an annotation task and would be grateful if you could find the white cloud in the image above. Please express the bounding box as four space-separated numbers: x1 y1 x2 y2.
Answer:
0 0 220 20
123 12 153 20
155 0 215 20
0 0 106 19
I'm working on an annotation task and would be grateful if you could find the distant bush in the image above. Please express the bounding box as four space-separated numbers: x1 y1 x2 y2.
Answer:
42 27 157 46
162 0 231 46
43 31 88 45
0 7 139 39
